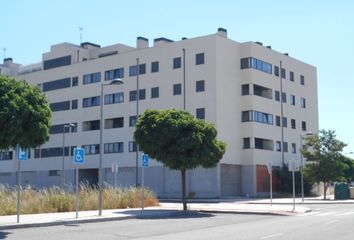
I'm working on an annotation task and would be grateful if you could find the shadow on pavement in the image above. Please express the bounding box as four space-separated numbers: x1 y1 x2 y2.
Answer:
114 209 215 219
0 231 11 239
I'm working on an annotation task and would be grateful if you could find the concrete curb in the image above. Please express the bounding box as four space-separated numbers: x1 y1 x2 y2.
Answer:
0 211 185 231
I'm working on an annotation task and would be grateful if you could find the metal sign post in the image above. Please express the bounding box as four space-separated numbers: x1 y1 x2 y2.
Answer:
73 148 85 218
291 159 296 212
16 145 28 223
267 161 273 206
141 153 149 210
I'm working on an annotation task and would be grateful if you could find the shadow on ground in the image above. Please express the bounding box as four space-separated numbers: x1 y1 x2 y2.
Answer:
0 231 11 239
114 209 215 219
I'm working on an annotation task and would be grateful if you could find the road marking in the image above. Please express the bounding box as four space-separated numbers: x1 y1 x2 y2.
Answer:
260 233 283 239
325 219 339 225
338 212 354 216
316 211 338 216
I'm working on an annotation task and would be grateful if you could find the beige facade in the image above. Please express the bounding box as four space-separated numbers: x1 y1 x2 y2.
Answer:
0 28 318 197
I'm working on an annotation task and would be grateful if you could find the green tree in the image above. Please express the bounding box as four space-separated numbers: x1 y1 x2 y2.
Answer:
302 130 346 199
341 156 354 184
134 109 226 210
0 75 51 150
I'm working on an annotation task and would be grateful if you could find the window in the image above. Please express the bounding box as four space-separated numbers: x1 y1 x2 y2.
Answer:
151 87 159 98
255 138 264 149
82 96 100 108
105 92 124 104
49 170 60 176
301 98 306 108
282 117 287 128
243 138 250 149
0 151 13 161
282 92 287 103
292 143 296 154
274 66 279 76
290 95 296 106
129 141 137 152
242 84 249 95
72 77 79 86
50 123 77 134
83 72 101 84
129 89 146 101
300 75 305 85
196 108 205 119
242 110 273 125
35 147 69 158
276 141 281 152
151 61 159 73
139 64 146 74
43 78 71 92
104 142 124 153
196 80 205 92
253 84 272 99
275 91 280 101
276 116 281 126
129 116 137 127
173 57 181 69
105 68 124 80
281 68 286 79
290 71 294 81
291 119 296 129
302 121 307 131
82 144 99 155
173 83 182 95
105 117 124 129
283 142 288 152
240 57 272 74
71 99 78 109
43 55 71 70
82 120 100 131
129 65 138 76
196 53 205 65
50 101 71 112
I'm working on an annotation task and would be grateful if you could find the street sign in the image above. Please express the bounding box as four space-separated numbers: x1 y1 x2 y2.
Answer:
73 148 85 165
288 160 299 172
266 161 272 174
111 163 119 173
142 153 150 168
17 145 28 161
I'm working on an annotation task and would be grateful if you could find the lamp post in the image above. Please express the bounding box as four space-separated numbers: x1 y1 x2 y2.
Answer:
135 58 139 187
98 79 124 216
61 123 76 189
300 132 313 203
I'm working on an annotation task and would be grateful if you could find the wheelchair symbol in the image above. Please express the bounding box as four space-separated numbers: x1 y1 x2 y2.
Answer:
73 148 85 164
75 152 82 162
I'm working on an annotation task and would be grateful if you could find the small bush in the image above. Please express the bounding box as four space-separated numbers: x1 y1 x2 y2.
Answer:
0 184 159 216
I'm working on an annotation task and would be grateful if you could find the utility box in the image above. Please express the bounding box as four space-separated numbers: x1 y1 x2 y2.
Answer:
334 183 350 200
350 187 354 199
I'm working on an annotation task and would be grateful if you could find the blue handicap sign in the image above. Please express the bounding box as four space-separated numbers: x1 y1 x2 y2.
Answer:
142 153 150 168
73 148 85 165
17 145 28 161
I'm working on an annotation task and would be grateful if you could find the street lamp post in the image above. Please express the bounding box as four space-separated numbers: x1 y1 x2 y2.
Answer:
300 132 313 203
61 123 76 189
98 79 124 216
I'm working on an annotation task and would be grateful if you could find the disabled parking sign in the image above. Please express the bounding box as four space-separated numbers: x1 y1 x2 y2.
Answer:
73 148 85 165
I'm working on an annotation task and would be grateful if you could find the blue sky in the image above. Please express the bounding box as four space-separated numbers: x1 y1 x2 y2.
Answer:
1 0 354 153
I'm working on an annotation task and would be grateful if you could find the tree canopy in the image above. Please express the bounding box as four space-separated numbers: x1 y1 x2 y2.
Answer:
134 109 226 210
302 129 347 199
0 75 51 149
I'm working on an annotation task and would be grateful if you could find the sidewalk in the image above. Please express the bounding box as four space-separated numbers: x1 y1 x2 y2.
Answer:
0 199 312 230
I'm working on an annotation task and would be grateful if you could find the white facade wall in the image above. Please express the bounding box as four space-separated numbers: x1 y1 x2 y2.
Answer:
0 29 318 197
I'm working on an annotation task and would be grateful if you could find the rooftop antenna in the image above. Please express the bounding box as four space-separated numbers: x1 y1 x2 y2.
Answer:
79 27 83 44
2 48 6 59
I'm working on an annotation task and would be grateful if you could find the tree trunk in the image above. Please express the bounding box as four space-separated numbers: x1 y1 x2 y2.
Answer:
181 169 187 211
323 182 327 200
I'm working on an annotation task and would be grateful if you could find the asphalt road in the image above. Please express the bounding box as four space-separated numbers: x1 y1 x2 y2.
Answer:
1 204 354 240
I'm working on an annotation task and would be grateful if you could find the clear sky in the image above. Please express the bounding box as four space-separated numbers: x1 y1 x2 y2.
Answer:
1 0 354 153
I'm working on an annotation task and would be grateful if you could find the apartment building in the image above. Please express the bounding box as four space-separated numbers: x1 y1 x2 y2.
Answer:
0 28 318 197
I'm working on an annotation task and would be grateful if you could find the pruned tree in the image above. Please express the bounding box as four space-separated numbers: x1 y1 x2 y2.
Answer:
302 130 346 199
134 109 226 210
0 75 51 150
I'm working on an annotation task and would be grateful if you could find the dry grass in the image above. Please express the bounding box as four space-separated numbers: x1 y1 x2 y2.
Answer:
0 184 159 216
